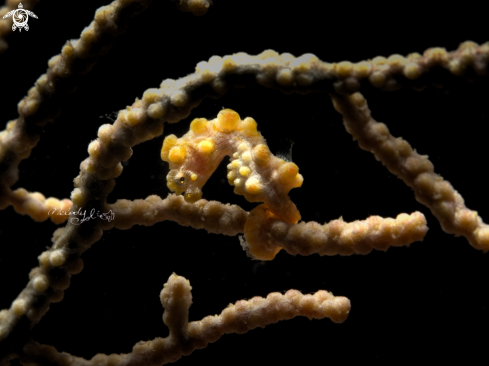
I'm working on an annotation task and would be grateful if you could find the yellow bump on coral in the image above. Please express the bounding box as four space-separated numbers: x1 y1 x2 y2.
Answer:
371 56 387 66
198 139 215 154
126 108 145 126
354 61 372 78
35 75 48 92
38 251 50 268
169 145 187 164
460 47 477 66
336 61 353 78
222 56 237 72
245 177 264 195
112 163 123 178
88 140 100 158
142 88 159 104
238 142 249 152
171 91 188 107
369 72 386 88
190 118 208 133
33 275 49 292
278 162 299 184
216 109 240 133
407 52 422 61
62 43 74 58
403 63 422 80
239 166 251 177
12 299 27 317
161 135 178 161
117 110 128 124
227 170 237 181
6 120 16 131
242 117 259 136
45 197 60 211
12 188 28 200
25 199 48 222
80 24 97 44
71 188 85 206
97 124 113 142
476 227 489 251
94 6 110 25
148 102 165 119
276 68 293 86
425 47 448 64
0 310 8 322
459 40 479 49
231 160 241 169
47 55 61 68
387 54 405 68
414 172 437 196
50 250 66 267
292 55 316 72
31 192 46 202
200 68 214 82
455 209 479 232
449 60 464 76
21 99 40 117
253 144 270 165
351 92 366 107
86 159 97 174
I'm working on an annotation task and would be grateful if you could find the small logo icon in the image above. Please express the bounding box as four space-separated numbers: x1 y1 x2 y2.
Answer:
2 3 38 32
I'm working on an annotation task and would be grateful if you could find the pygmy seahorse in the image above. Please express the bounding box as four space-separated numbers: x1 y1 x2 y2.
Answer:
161 109 303 224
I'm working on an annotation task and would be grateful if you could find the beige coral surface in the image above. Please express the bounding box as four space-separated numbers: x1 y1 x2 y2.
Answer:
0 0 488 365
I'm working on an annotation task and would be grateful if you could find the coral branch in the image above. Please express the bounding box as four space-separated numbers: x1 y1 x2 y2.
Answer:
243 205 428 259
19 274 350 366
0 0 154 213
330 91 489 251
0 0 488 364
107 194 248 235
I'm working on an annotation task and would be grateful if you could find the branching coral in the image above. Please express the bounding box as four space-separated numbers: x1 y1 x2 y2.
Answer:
0 0 488 365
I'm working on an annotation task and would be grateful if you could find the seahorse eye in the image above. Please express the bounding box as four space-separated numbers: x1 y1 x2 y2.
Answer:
174 173 186 187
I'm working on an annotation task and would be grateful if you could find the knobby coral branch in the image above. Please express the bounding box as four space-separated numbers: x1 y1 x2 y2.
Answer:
0 0 488 365
17 273 350 365
330 91 489 251
0 0 156 221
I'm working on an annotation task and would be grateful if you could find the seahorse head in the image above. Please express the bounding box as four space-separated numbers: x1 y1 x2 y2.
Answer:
161 133 207 203
166 168 203 203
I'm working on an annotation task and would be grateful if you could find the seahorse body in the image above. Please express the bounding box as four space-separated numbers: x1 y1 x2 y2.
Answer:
161 109 303 224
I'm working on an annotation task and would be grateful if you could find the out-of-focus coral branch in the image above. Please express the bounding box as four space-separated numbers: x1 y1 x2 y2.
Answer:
0 0 487 365
0 0 156 219
330 91 489 251
19 273 350 365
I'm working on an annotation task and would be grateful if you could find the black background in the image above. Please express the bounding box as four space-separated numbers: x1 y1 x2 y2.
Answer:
1 1 488 364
